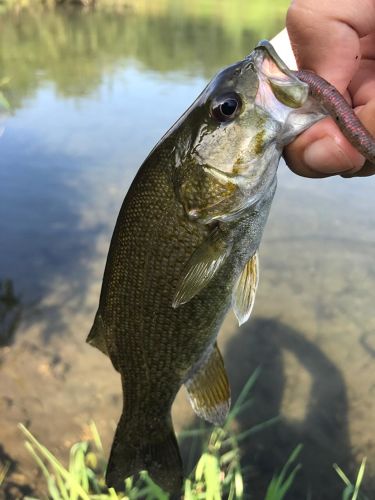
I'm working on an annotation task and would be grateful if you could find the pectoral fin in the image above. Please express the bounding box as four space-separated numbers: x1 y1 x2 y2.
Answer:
86 312 109 356
232 252 259 326
185 343 230 426
172 226 231 308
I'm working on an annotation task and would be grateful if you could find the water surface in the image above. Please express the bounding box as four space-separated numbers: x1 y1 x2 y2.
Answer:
0 3 374 499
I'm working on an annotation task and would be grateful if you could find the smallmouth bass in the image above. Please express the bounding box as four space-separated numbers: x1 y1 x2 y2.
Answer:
88 40 375 493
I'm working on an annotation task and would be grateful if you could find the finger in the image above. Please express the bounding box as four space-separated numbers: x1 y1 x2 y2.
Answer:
285 1 375 177
341 98 375 177
342 160 375 177
286 0 375 92
283 118 366 178
349 35 375 107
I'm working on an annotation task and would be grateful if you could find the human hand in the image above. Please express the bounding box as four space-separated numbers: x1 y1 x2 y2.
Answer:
284 0 375 177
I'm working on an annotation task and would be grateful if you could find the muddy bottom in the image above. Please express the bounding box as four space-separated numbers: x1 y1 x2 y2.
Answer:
1 167 374 499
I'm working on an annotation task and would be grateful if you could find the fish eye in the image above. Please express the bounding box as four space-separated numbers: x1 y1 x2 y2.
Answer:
211 92 242 123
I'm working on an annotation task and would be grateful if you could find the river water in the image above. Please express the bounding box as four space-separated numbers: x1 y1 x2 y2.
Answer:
0 3 374 499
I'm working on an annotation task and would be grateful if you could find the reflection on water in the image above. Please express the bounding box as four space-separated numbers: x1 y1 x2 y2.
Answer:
0 2 286 108
0 3 375 498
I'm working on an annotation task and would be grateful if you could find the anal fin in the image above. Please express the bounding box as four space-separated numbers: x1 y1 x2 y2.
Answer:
185 344 230 426
232 252 259 326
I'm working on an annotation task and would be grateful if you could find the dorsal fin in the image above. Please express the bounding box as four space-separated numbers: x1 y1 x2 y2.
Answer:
185 343 230 426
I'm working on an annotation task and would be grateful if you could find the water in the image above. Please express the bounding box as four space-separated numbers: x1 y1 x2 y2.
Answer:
1 3 374 498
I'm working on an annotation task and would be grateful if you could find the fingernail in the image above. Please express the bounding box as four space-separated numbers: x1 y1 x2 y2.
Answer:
303 137 358 173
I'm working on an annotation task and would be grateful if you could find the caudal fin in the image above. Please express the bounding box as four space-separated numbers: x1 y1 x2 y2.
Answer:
106 415 183 494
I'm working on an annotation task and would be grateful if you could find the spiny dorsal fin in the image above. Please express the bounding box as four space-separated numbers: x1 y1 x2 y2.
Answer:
232 252 259 326
172 227 231 308
185 343 230 426
86 312 109 356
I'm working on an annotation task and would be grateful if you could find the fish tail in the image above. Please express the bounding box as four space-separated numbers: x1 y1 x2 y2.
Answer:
106 413 183 494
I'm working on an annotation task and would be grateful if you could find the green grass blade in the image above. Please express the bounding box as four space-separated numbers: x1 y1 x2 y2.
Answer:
203 453 221 500
276 464 301 499
343 486 355 500
0 461 10 486
284 444 303 468
236 416 280 442
225 368 261 427
265 445 302 500
225 400 254 423
70 442 90 493
47 475 64 500
24 442 50 482
352 458 367 500
178 428 207 439
333 463 351 487
54 463 71 500
234 468 244 498
90 421 104 453
108 486 121 499
184 478 193 499
19 424 91 500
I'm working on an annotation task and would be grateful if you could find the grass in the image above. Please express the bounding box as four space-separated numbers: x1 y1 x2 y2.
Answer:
5 371 368 499
0 462 10 489
334 459 369 500
19 422 302 500
16 369 300 500
264 445 302 500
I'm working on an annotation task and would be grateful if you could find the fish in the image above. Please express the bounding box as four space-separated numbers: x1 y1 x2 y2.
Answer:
88 40 375 493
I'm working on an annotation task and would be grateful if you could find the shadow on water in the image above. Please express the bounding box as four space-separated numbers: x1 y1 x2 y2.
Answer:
181 317 374 499
226 318 351 499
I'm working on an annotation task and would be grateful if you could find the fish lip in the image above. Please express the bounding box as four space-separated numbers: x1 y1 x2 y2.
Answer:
253 40 296 79
241 40 297 84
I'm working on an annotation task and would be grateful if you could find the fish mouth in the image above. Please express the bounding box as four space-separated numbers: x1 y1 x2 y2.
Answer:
252 40 301 82
250 40 309 109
